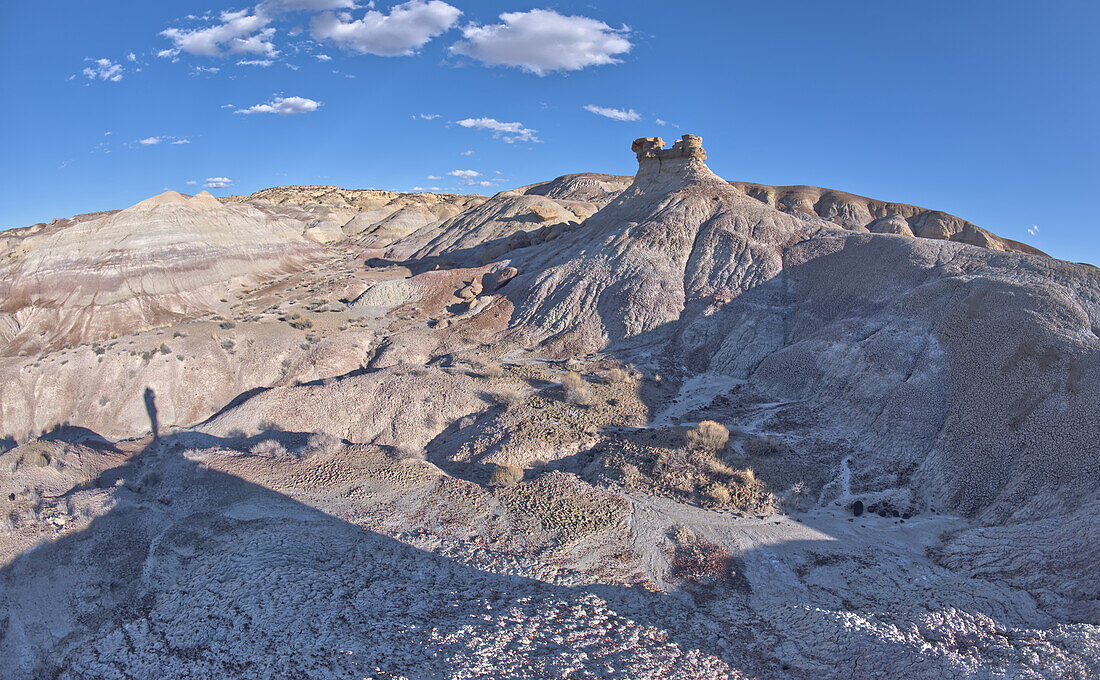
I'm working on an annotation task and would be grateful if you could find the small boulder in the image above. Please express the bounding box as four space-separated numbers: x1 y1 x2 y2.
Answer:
489 266 518 290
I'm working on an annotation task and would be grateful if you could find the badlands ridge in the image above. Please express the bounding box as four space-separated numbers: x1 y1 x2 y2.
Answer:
0 135 1097 679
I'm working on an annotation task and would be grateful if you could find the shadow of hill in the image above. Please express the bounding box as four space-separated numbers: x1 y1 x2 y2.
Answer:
1 417 780 679
1 392 1090 678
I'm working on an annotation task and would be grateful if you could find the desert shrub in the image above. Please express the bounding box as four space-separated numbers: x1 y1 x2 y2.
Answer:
667 524 734 585
250 439 288 458
29 452 49 468
289 318 313 330
92 345 106 355
220 339 235 351
495 385 526 407
307 432 340 456
607 367 630 383
159 344 171 355
482 365 505 379
727 467 774 514
219 320 236 329
561 371 591 405
488 463 524 488
743 434 787 457
686 420 729 452
703 482 732 507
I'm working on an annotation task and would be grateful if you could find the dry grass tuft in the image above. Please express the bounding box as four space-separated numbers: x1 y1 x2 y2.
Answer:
703 483 732 507
481 365 506 379
686 420 729 452
488 463 524 488
307 432 340 456
743 434 788 456
607 367 630 383
561 371 592 405
250 439 288 458
495 385 527 407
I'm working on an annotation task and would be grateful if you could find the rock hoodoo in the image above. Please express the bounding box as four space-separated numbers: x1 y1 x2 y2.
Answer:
632 134 707 162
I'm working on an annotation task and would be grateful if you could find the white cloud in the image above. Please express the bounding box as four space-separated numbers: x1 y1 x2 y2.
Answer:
235 95 322 115
417 113 440 120
192 65 221 74
460 149 473 156
161 9 277 58
455 117 538 143
310 0 461 56
186 180 198 185
1028 225 1040 237
237 59 274 66
221 103 236 109
472 180 493 187
83 58 124 82
450 9 631 75
426 174 442 179
584 104 640 122
127 52 137 62
315 53 333 61
204 177 234 188
137 135 191 146
448 169 479 177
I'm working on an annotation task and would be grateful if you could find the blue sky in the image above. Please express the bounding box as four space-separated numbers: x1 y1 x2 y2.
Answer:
1 1 1097 264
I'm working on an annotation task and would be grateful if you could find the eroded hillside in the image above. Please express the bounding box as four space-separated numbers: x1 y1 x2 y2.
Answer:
1 135 1097 680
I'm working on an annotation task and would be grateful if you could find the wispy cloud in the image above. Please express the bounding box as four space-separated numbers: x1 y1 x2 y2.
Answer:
137 135 191 147
235 95 322 115
584 104 640 121
204 176 234 188
460 149 473 156
448 169 479 177
82 58 124 82
450 9 631 75
416 113 440 120
237 59 274 66
311 0 461 56
1028 225 1040 237
455 117 538 143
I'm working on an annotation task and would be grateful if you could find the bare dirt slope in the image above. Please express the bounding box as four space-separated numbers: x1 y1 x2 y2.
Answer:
0 135 1097 679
